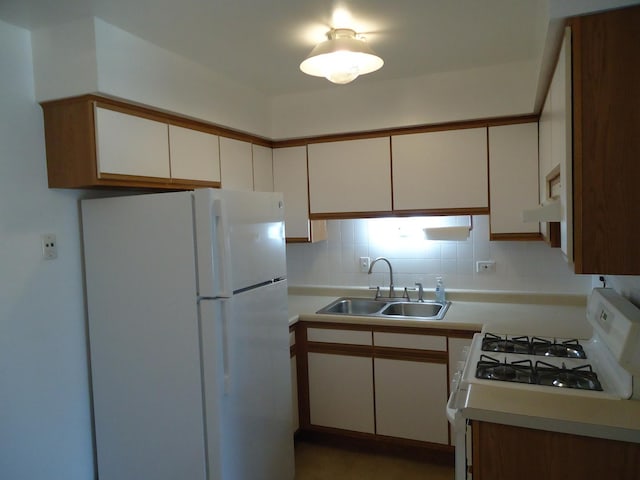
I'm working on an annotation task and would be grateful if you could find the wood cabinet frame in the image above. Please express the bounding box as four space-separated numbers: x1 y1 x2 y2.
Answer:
41 94 270 190
472 421 640 480
292 320 477 461
569 6 640 274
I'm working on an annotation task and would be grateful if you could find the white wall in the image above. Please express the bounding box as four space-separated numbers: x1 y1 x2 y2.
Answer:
270 60 538 139
286 216 592 294
606 276 640 308
0 20 94 479
31 17 272 138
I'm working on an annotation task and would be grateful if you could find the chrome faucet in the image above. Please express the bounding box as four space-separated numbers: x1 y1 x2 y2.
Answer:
368 257 394 298
415 282 424 302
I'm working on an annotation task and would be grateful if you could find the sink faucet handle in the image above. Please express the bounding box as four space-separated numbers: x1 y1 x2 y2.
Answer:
402 287 414 301
369 286 381 299
414 282 424 302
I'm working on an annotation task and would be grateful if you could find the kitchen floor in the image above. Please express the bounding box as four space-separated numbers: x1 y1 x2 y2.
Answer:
294 440 454 480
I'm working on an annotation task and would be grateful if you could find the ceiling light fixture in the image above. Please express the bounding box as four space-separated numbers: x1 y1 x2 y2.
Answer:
300 28 384 85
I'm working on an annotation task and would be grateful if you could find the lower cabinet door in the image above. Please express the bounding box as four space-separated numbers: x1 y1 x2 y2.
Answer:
307 352 375 433
374 358 449 444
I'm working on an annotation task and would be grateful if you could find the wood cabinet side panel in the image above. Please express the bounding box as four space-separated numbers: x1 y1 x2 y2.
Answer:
572 6 640 274
42 99 98 188
474 421 640 480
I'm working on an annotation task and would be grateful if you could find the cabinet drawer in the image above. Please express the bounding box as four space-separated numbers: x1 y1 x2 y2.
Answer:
373 332 446 351
308 328 372 345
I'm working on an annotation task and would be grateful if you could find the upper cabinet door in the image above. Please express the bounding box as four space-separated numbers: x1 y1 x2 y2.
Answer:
168 125 220 183
252 144 274 192
392 128 489 212
95 106 170 179
307 137 392 215
489 123 540 236
219 137 254 190
273 146 312 240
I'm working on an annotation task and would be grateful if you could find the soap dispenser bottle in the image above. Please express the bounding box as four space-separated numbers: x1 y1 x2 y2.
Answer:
435 276 446 303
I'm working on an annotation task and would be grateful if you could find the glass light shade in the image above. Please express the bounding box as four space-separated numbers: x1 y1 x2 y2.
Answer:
300 29 384 85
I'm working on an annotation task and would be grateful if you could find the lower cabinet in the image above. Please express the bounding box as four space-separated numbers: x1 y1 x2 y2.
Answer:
472 421 640 480
374 358 448 444
308 352 375 433
298 322 476 455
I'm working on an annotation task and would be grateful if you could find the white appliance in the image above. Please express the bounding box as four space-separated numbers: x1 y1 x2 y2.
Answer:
81 188 294 480
447 288 640 480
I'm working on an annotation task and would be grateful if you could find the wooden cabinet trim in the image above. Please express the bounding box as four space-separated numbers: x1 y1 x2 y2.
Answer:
309 206 488 220
490 232 544 241
41 94 271 146
373 347 447 363
274 114 539 148
308 342 373 357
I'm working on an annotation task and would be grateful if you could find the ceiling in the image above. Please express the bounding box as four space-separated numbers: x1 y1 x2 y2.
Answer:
0 0 549 96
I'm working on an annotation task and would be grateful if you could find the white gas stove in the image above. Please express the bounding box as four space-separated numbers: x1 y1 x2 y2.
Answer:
447 288 640 480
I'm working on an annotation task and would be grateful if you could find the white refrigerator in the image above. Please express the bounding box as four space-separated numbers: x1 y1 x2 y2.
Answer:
81 188 295 480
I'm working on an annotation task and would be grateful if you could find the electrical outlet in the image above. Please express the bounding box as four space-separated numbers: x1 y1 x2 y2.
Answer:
476 260 495 273
359 256 370 272
42 234 58 260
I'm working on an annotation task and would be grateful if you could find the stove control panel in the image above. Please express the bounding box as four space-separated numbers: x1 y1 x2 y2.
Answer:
587 288 640 375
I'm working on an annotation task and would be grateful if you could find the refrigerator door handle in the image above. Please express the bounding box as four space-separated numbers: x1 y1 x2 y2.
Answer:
213 198 233 298
221 298 231 395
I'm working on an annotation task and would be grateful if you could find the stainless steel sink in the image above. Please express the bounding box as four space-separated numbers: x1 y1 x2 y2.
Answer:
317 297 386 315
316 297 450 320
379 301 448 319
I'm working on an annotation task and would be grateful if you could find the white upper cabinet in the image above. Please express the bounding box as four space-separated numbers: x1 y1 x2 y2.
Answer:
168 125 220 183
488 122 539 236
251 144 274 192
219 137 254 190
95 107 170 179
273 146 320 242
392 128 488 212
307 137 392 215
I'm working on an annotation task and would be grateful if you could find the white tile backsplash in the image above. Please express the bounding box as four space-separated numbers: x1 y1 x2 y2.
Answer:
286 215 593 294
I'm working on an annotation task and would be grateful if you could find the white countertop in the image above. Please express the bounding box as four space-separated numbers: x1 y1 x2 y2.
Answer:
287 285 640 444
287 285 592 338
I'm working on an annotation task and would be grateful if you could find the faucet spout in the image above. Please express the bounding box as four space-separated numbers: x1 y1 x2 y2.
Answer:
367 257 394 298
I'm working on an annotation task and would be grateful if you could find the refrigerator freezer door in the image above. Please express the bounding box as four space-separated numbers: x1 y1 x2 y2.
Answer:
81 192 207 480
194 189 286 296
200 280 294 480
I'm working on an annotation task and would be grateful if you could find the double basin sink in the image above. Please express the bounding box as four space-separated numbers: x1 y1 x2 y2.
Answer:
316 297 450 321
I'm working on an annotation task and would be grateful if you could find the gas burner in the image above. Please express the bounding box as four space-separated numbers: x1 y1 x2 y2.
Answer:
530 337 587 359
476 355 535 384
481 333 531 354
535 361 603 391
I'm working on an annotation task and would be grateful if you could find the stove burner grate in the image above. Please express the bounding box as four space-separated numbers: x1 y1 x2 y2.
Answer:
481 333 531 354
535 361 603 391
475 355 535 384
530 337 587 359
474 355 604 391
